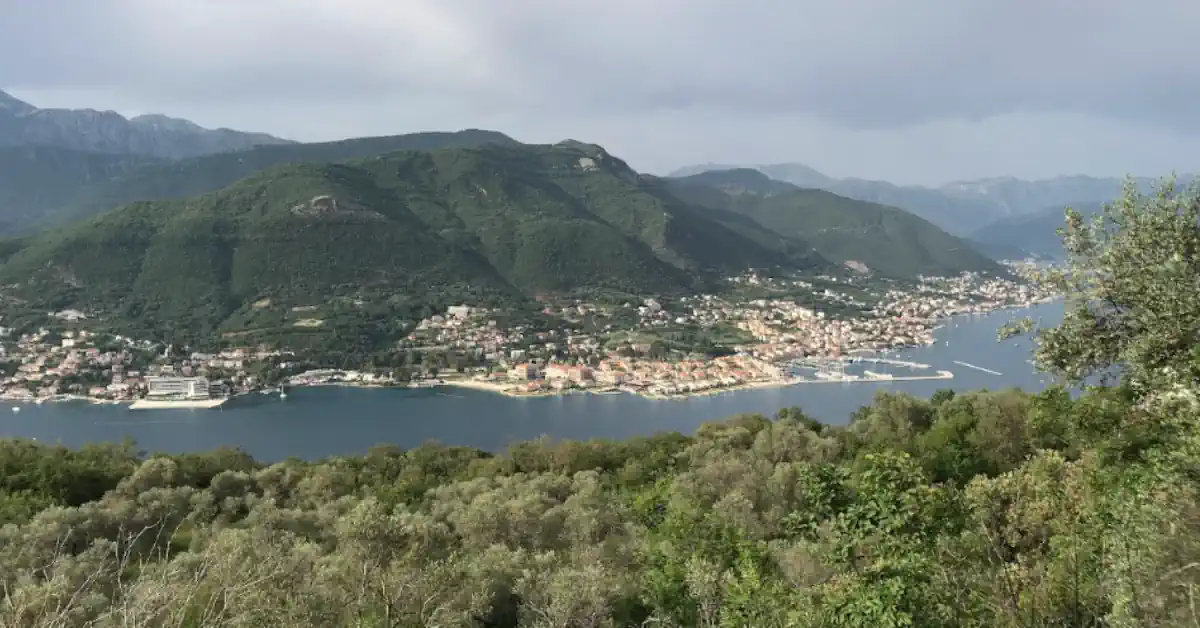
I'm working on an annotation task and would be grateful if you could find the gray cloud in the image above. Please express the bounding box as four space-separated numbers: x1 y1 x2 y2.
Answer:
2 0 1199 183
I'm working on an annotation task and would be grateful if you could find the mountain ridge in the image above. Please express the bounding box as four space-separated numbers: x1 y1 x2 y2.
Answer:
668 162 1191 235
969 201 1106 260
0 89 294 160
664 170 1004 279
0 129 520 235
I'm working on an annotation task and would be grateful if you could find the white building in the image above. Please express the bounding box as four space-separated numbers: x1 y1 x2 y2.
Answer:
145 376 211 400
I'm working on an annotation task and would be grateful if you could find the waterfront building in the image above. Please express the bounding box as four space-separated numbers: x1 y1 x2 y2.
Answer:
145 376 211 400
509 363 538 381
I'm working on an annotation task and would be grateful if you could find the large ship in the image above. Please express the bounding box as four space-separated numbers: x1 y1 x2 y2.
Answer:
130 376 229 410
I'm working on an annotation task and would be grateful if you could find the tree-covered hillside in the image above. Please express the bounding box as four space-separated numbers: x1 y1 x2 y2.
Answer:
0 142 821 346
2 181 1199 627
667 170 1005 278
30 130 521 232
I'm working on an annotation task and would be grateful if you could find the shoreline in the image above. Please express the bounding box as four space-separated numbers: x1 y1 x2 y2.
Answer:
433 368 956 401
1 394 132 406
3 297 1054 408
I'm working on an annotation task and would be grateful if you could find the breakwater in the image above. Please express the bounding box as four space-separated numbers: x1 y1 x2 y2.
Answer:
953 360 1003 376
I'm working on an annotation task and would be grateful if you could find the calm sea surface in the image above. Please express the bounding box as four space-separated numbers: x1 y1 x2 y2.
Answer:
0 302 1064 461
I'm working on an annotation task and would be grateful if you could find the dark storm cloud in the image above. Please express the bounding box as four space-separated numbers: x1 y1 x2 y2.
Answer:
3 0 1200 131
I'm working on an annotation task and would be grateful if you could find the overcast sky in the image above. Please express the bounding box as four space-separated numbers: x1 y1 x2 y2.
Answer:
2 0 1199 185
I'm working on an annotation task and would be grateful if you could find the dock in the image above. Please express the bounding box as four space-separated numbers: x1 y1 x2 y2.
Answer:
792 370 953 384
788 357 932 371
847 357 931 370
952 360 1002 376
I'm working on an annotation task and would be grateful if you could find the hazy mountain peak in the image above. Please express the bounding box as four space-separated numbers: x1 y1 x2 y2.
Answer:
755 163 836 188
669 160 1195 236
666 163 746 178
130 113 205 133
672 168 796 196
0 89 36 115
0 89 294 159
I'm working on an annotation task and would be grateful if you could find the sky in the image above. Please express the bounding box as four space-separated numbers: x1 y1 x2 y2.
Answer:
2 0 1199 186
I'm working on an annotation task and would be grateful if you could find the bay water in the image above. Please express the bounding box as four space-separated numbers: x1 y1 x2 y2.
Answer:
0 302 1064 461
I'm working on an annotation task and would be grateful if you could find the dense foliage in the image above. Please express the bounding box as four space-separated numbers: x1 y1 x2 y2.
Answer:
37 130 522 230
2 182 1200 626
665 170 1004 279
2 384 1197 627
0 129 515 236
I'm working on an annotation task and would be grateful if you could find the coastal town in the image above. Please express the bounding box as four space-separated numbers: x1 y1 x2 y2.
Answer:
0 264 1057 405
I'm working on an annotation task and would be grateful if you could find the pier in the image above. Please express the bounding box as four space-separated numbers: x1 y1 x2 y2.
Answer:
952 360 1002 376
788 357 931 369
846 357 931 370
793 370 953 384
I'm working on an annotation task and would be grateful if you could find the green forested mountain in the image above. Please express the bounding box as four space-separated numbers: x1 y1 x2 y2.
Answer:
28 129 520 232
666 167 801 196
667 169 1005 278
0 142 819 345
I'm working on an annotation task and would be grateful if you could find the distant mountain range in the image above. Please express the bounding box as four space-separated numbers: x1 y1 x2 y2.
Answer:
662 169 999 279
968 201 1106 260
0 89 292 159
668 163 1189 235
